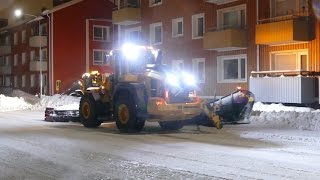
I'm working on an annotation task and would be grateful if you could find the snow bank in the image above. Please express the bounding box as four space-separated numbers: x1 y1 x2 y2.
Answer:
32 94 80 111
0 94 32 112
251 102 320 131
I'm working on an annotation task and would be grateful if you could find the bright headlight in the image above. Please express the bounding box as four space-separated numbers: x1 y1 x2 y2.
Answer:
166 73 179 87
182 72 196 86
122 43 140 60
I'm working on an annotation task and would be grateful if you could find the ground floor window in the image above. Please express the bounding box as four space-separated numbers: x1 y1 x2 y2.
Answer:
192 58 205 83
93 49 109 65
217 54 247 83
270 50 308 71
172 60 184 72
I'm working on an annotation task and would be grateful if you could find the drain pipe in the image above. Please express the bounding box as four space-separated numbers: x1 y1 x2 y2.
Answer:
256 0 260 77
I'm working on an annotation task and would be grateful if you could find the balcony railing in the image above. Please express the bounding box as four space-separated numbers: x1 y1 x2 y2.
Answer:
258 9 311 24
29 60 47 71
112 0 141 25
0 43 11 55
250 70 318 104
0 65 12 74
29 35 47 47
203 25 247 51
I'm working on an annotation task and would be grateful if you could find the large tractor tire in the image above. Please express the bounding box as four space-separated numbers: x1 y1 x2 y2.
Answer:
79 94 102 128
115 93 145 133
159 121 184 131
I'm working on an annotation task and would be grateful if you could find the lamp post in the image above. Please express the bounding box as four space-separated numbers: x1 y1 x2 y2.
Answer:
14 9 44 97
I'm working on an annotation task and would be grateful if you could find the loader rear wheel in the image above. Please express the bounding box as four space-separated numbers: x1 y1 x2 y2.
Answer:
79 94 102 128
159 121 183 131
115 94 145 133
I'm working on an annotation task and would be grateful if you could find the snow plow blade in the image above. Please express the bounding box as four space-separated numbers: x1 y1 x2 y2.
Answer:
202 90 255 129
45 107 79 122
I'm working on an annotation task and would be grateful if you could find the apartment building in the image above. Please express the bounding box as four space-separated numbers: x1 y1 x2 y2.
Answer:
0 0 114 95
113 0 257 96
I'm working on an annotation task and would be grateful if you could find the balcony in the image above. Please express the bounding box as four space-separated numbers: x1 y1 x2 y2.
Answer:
249 70 317 104
203 26 247 51
29 36 47 47
0 44 11 55
112 0 141 25
30 60 47 71
0 65 11 74
256 16 315 45
204 0 237 4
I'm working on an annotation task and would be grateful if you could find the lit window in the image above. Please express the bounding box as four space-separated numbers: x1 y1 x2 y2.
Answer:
192 58 205 83
22 75 26 87
41 48 47 61
93 25 110 41
217 55 247 83
93 49 109 65
30 50 36 61
22 52 26 65
14 32 18 45
22 30 26 43
150 22 162 45
172 17 183 37
14 76 18 88
14 54 18 66
30 74 35 87
192 13 204 39
149 0 162 6
217 5 246 29
271 50 308 71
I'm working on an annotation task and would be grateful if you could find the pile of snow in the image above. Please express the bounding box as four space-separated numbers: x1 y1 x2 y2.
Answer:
32 94 80 111
251 102 320 131
0 94 32 112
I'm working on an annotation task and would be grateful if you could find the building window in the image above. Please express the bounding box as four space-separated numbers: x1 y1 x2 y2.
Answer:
40 23 47 35
30 74 35 87
14 54 18 66
41 48 47 61
150 22 162 45
93 25 110 41
172 17 183 37
14 32 18 45
93 49 109 65
5 56 10 65
5 76 10 87
125 26 142 43
22 75 26 87
172 60 184 72
192 58 205 83
270 0 307 17
270 50 308 71
192 13 204 39
217 4 246 29
5 36 10 45
22 30 26 43
43 74 47 86
149 0 162 7
30 50 35 61
14 76 18 88
22 52 26 65
217 55 247 83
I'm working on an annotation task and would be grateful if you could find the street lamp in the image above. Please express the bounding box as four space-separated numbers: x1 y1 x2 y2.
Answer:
14 9 44 97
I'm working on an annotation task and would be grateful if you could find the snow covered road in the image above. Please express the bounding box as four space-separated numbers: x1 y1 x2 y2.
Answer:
0 110 320 180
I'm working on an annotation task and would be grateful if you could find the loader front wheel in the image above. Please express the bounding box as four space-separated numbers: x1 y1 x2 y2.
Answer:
115 94 145 133
79 94 102 128
159 121 183 131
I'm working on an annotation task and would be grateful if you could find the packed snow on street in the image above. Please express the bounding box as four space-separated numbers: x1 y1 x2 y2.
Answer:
0 90 320 179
